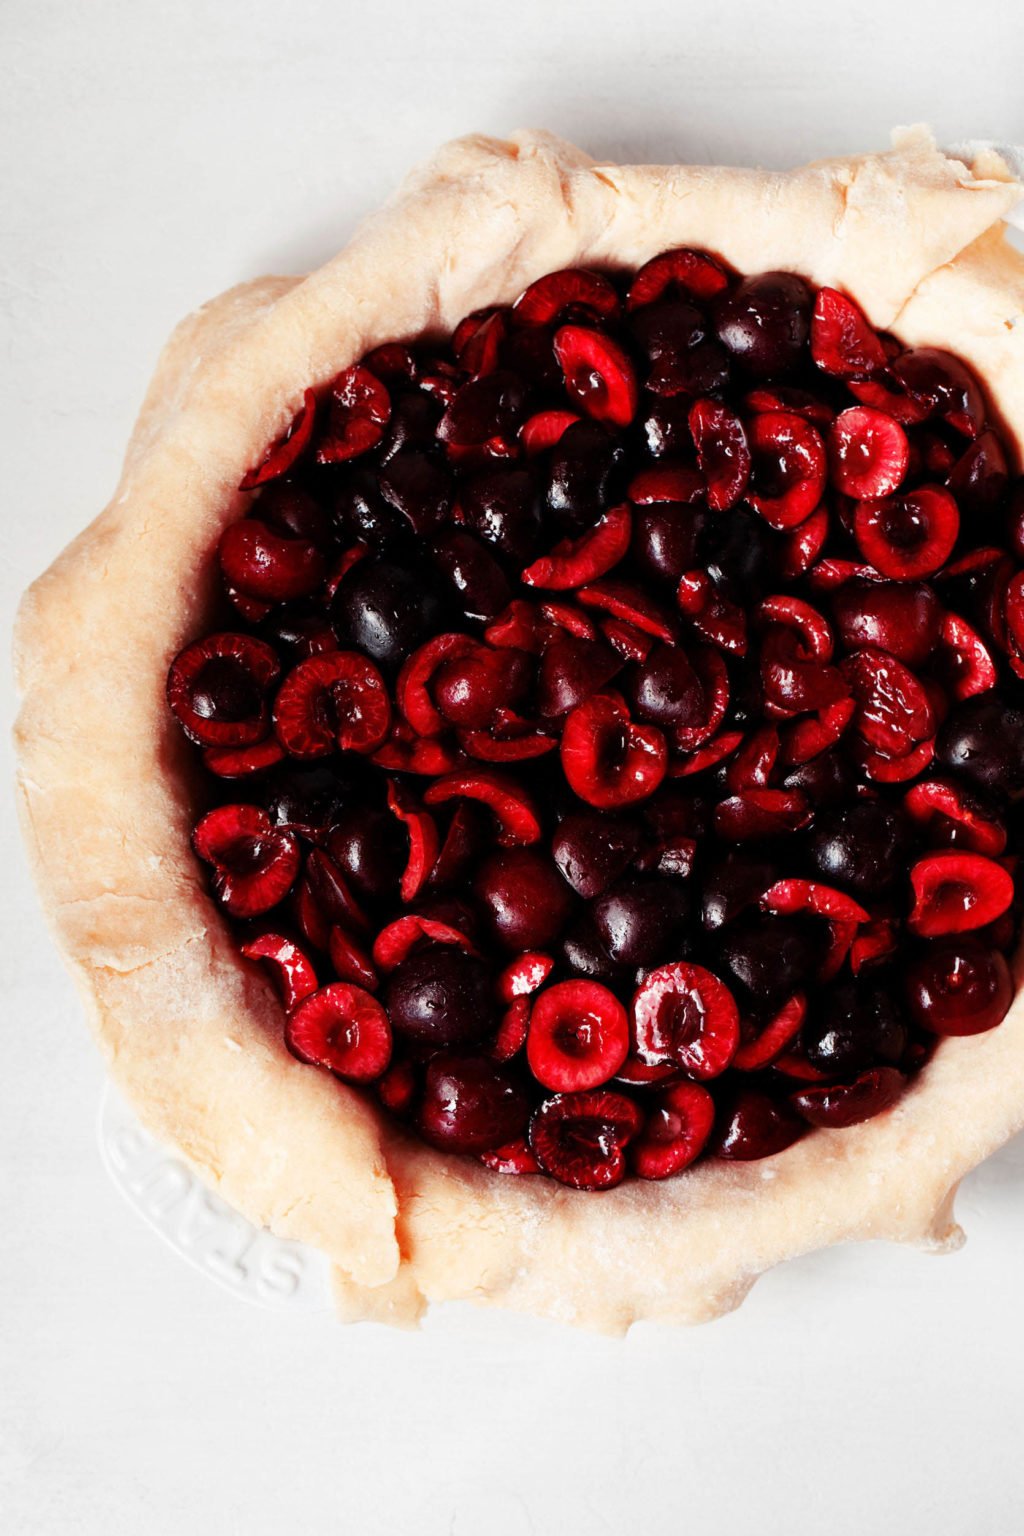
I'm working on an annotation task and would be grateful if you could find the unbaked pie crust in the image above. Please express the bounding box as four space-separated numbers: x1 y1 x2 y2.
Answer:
14 127 1024 1330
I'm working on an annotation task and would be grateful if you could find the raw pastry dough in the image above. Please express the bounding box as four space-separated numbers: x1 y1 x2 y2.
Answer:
14 129 1024 1330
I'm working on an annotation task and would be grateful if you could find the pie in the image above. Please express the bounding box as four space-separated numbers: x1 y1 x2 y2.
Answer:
14 128 1024 1331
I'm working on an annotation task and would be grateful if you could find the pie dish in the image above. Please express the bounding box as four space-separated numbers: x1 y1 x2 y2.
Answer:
14 127 1024 1331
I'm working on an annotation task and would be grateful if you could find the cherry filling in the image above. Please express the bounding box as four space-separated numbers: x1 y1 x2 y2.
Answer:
168 252 1024 1191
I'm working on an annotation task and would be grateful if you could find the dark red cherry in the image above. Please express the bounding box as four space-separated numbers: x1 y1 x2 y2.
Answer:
385 946 497 1047
831 580 942 666
626 643 706 733
937 695 1024 796
790 1067 906 1128
632 504 706 586
905 938 1013 1035
710 1089 805 1160
809 800 912 897
325 808 406 904
718 914 821 1005
461 466 543 561
801 980 909 1075
474 847 575 951
331 560 446 671
544 421 625 528
431 528 511 621
590 877 690 967
701 851 777 931
552 809 642 899
713 272 813 379
418 1052 529 1153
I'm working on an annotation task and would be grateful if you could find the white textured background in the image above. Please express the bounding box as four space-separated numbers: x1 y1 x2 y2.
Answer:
4 3 1024 1532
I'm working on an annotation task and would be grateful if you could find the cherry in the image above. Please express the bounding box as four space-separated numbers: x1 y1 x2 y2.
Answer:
418 1053 529 1153
552 809 641 898
385 946 496 1047
809 800 911 897
590 877 690 967
528 1090 642 1190
713 272 813 379
720 912 823 1005
544 420 625 527
801 979 908 1076
331 560 445 670
526 980 630 1092
326 808 406 904
790 1067 906 1128
905 938 1013 1035
937 695 1024 796
461 466 543 561
831 580 942 666
474 847 575 951
710 1089 805 1159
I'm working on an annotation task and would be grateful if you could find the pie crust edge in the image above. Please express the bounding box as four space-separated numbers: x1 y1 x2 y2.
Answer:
13 127 1024 1331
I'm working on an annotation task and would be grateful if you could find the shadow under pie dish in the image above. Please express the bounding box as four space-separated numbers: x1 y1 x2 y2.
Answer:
14 128 1024 1331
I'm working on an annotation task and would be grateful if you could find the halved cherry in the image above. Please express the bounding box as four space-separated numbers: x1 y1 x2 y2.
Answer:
908 852 1014 937
673 730 745 777
520 409 581 455
947 430 1009 515
371 914 478 972
240 932 318 1010
850 918 897 976
285 983 391 1081
760 879 869 925
782 696 856 765
498 951 556 1002
192 805 300 918
631 1082 716 1179
677 570 747 655
810 288 887 378
328 925 378 990
602 618 655 662
853 486 959 580
315 366 391 462
479 1137 541 1175
527 980 630 1092
725 726 780 792
521 503 632 589
459 728 556 762
218 519 325 604
167 632 280 748
628 461 705 505
453 308 508 376
714 789 813 840
709 1089 805 1160
936 612 997 701
758 594 833 660
491 998 531 1062
385 781 440 902
528 1090 643 1190
537 634 622 719
304 848 371 935
561 692 667 809
553 325 638 428
779 505 829 580
239 388 317 490
626 248 730 309
745 412 826 529
513 268 620 325
274 652 390 758
890 347 985 438
362 342 417 385
849 372 930 425
842 648 935 757
689 399 750 510
791 1066 906 1129
903 779 1007 856
370 731 463 776
631 962 740 1079
539 600 599 640
423 768 541 845
858 734 936 784
828 407 908 500
375 1059 416 1115
674 647 729 751
733 994 807 1071
202 738 287 778
745 386 835 427
577 580 678 645
396 634 480 737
